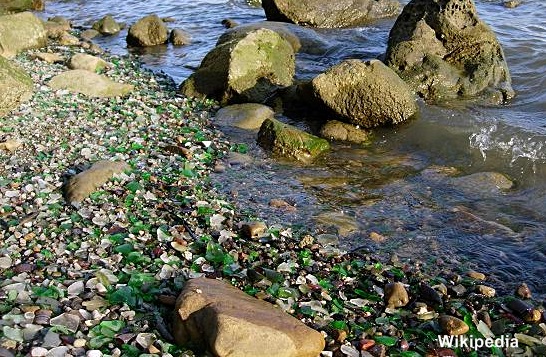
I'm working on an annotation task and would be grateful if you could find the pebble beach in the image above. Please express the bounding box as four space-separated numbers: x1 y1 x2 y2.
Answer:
1 34 546 357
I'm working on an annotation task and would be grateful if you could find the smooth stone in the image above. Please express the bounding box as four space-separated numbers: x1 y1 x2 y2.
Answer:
240 221 267 239
476 285 496 297
384 282 409 309
516 283 532 299
45 346 69 357
0 12 47 58
467 270 486 280
32 52 64 64
67 53 109 72
63 160 129 203
0 256 12 269
173 277 325 357
92 15 121 35
57 32 80 46
48 70 133 97
67 280 84 296
438 315 469 335
126 14 168 47
2 326 23 342
42 330 61 348
50 312 80 333
81 29 99 40
30 347 48 357
86 350 103 357
215 103 274 130
22 324 43 341
73 338 86 348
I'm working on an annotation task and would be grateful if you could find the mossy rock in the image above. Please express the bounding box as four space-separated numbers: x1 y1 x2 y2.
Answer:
257 118 329 162
0 56 33 117
180 28 295 105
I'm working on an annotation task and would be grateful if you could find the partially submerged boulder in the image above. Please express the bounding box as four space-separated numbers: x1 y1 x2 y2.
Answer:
0 11 47 58
180 28 295 105
126 14 168 47
173 278 325 357
67 53 109 72
385 0 514 103
215 103 274 130
262 0 400 28
319 120 370 144
258 118 330 162
48 69 133 97
169 29 190 46
0 56 33 117
63 160 129 204
310 59 417 128
217 21 330 55
92 14 121 36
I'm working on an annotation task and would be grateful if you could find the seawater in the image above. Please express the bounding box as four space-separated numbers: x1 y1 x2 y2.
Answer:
41 0 546 297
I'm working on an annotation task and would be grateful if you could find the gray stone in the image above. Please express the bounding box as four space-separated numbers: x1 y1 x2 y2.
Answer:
48 70 133 97
30 347 47 357
0 256 12 269
42 330 61 348
0 12 46 57
50 312 80 333
45 346 69 357
215 103 274 130
310 59 417 128
22 324 43 341
385 0 514 103
262 0 400 28
126 14 168 47
67 53 109 72
180 28 294 105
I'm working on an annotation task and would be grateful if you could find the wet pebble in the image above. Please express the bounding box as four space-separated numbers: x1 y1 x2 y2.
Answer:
384 282 409 309
476 285 496 297
438 315 469 335
516 283 532 299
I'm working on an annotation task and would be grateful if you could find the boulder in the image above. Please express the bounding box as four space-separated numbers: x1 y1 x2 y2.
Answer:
310 59 417 128
169 29 190 46
0 56 33 117
67 53 109 72
385 0 514 103
173 278 325 357
126 14 168 47
32 52 64 63
262 0 400 28
43 17 71 39
257 118 329 162
92 14 121 36
63 160 129 203
0 0 43 14
0 12 47 58
215 103 274 130
180 28 295 105
319 120 370 144
217 21 330 54
48 69 133 97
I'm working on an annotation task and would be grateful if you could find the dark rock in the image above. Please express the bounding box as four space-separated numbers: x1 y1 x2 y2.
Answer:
180 28 295 105
385 0 514 103
257 118 330 162
169 29 190 46
126 14 168 47
309 59 417 129
448 284 466 297
419 283 443 306
516 283 532 299
262 0 400 28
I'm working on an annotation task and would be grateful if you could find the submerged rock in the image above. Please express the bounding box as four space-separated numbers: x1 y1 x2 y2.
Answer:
257 118 330 162
310 59 417 128
0 56 33 117
48 69 134 97
63 160 129 204
214 103 274 130
262 0 400 28
169 29 190 46
0 0 43 14
173 277 325 357
319 120 370 144
126 14 168 47
0 12 47 58
92 14 121 36
180 28 294 104
385 0 514 103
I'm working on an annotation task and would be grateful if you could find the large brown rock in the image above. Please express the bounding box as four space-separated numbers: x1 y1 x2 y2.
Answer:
0 0 43 14
48 70 133 97
385 0 514 103
180 28 295 105
262 0 400 28
0 12 47 58
0 56 33 117
63 160 129 204
126 14 168 47
173 278 325 357
310 59 417 128
92 15 121 36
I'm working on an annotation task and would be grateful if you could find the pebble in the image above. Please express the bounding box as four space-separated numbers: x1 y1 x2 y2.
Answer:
0 256 12 269
50 312 81 333
135 332 156 348
476 285 496 297
384 282 409 309
466 270 486 280
74 338 87 348
46 346 69 357
30 347 48 357
86 350 103 357
42 330 61 348
67 281 85 296
438 315 469 335
240 221 267 239
516 283 532 299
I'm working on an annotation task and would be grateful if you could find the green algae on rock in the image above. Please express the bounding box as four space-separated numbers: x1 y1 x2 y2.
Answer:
257 118 330 162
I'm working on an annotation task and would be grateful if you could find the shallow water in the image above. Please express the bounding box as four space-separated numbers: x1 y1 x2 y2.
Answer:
41 0 546 297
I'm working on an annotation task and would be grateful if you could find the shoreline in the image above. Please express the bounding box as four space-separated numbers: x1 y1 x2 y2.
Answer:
1 38 545 357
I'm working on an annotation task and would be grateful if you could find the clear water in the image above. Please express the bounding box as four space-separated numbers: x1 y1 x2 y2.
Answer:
40 0 546 297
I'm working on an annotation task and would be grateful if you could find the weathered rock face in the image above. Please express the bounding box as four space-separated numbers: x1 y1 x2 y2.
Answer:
63 160 129 204
0 0 43 14
180 28 295 105
48 70 134 97
310 59 417 128
215 103 274 130
0 56 33 117
0 12 47 58
173 278 325 357
385 0 514 103
319 120 370 144
262 0 400 28
92 15 121 35
67 53 109 72
217 21 330 55
257 118 330 162
126 14 168 47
